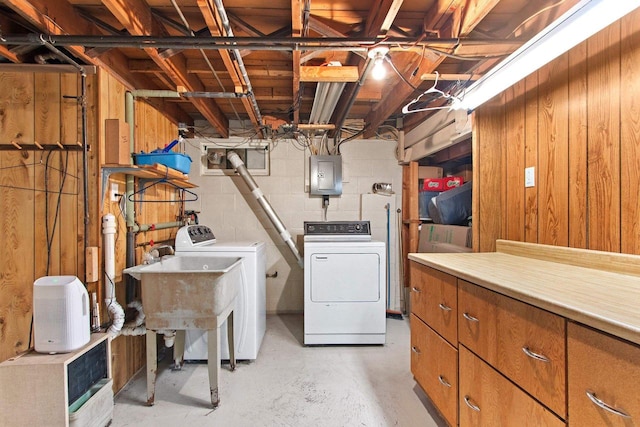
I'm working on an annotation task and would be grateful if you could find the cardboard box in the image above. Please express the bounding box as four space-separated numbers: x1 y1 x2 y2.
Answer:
419 242 473 253
418 166 443 179
456 164 472 182
419 224 472 250
105 119 130 165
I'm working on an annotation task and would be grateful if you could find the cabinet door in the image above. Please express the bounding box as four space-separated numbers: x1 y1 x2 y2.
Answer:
459 345 565 427
568 322 640 426
411 314 458 427
411 263 457 346
458 280 566 418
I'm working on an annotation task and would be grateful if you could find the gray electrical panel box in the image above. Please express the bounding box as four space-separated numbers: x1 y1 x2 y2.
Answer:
310 155 342 196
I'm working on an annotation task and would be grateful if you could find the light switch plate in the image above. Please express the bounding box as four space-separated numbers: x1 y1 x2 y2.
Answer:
525 167 535 188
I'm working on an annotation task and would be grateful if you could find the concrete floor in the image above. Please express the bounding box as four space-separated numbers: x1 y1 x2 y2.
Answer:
111 314 446 427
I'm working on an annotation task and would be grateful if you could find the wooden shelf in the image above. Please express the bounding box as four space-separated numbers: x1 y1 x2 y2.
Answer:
102 163 196 188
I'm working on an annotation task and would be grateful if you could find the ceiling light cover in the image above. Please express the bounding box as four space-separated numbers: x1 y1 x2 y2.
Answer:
456 0 640 111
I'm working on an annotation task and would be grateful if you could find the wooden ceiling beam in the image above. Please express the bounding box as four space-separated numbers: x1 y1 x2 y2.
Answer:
0 46 20 63
101 0 229 137
300 66 359 82
363 0 500 138
291 0 302 124
197 0 261 131
329 0 404 135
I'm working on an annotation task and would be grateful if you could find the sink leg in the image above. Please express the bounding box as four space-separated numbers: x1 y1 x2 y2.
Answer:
173 330 185 370
207 329 221 407
146 330 157 406
228 311 236 371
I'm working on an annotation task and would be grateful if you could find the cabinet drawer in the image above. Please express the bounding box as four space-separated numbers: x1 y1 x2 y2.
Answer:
410 263 457 346
459 345 565 427
458 280 566 418
411 314 458 427
568 322 640 426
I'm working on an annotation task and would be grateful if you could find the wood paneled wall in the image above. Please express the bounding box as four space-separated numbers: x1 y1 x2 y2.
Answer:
0 68 179 393
0 71 97 362
473 10 640 255
98 70 179 392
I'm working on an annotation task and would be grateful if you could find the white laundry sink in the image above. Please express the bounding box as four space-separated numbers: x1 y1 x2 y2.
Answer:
124 256 243 330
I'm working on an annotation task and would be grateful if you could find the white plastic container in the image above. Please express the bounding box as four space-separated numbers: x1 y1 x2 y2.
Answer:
33 275 90 353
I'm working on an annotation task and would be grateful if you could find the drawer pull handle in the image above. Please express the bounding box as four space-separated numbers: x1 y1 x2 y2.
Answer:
412 287 422 293
411 346 421 355
522 346 550 363
464 395 481 412
463 312 479 322
586 390 631 418
438 375 451 388
438 303 452 312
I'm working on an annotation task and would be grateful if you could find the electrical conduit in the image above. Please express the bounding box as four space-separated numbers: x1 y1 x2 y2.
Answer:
102 213 125 335
227 151 303 268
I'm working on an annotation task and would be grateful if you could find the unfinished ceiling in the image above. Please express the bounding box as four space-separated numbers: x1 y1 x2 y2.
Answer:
0 0 581 138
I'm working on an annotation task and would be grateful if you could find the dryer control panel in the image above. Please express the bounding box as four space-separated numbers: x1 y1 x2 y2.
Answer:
304 221 370 237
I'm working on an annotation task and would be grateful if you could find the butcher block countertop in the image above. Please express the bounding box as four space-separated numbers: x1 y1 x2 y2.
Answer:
408 239 640 346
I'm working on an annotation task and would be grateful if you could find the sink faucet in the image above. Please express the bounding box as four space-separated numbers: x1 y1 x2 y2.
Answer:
154 245 175 257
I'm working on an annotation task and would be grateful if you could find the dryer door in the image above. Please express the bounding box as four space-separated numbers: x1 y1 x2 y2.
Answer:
310 252 381 302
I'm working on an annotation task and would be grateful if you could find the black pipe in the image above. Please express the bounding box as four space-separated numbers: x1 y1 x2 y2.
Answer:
2 33 492 50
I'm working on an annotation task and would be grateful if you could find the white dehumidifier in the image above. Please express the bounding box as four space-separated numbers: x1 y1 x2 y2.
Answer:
33 275 90 353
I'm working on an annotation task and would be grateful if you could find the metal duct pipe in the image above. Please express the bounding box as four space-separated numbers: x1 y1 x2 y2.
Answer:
2 34 472 49
212 0 263 127
331 57 375 140
130 89 248 99
227 151 303 268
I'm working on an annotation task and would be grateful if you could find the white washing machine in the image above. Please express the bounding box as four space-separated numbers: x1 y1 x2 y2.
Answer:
304 221 386 345
174 225 266 360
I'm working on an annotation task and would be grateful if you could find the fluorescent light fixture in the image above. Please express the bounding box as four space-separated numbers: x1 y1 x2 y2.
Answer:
456 0 640 111
309 81 346 124
309 62 346 125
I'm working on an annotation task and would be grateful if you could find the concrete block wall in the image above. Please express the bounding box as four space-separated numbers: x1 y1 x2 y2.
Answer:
184 135 403 313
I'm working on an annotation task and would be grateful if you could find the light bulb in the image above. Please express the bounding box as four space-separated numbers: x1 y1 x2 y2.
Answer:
371 56 386 80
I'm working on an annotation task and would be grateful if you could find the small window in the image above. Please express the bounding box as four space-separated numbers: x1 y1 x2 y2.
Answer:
197 138 270 176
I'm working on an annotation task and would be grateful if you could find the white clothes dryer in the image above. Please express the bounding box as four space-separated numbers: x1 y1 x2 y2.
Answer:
303 221 386 345
175 225 266 360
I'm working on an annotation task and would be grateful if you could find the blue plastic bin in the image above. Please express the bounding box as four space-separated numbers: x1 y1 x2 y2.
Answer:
133 152 192 174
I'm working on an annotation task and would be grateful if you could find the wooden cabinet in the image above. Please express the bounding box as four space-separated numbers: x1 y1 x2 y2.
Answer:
458 279 566 418
459 345 565 427
411 314 458 427
568 322 640 426
0 333 112 427
411 263 458 346
410 242 640 427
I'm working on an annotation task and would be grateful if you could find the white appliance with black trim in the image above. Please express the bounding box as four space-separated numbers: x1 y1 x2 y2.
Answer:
304 221 386 345
175 225 266 360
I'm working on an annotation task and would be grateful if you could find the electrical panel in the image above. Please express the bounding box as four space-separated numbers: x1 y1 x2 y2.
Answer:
310 155 342 196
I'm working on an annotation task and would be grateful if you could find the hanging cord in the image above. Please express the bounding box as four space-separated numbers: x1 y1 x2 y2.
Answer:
44 150 70 275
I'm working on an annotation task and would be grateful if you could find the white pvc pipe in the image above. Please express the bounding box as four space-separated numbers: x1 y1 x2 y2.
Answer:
227 151 303 267
102 213 125 335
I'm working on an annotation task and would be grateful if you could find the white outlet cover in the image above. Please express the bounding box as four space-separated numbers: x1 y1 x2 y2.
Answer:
525 167 535 188
110 182 119 201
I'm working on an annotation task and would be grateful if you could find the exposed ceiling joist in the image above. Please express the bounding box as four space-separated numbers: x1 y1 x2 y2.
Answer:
2 0 192 127
291 0 303 124
363 0 501 138
329 0 404 137
300 66 359 82
197 0 261 131
101 0 228 137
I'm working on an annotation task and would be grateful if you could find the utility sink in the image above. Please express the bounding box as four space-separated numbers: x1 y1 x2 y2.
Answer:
124 256 243 330
124 255 243 408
